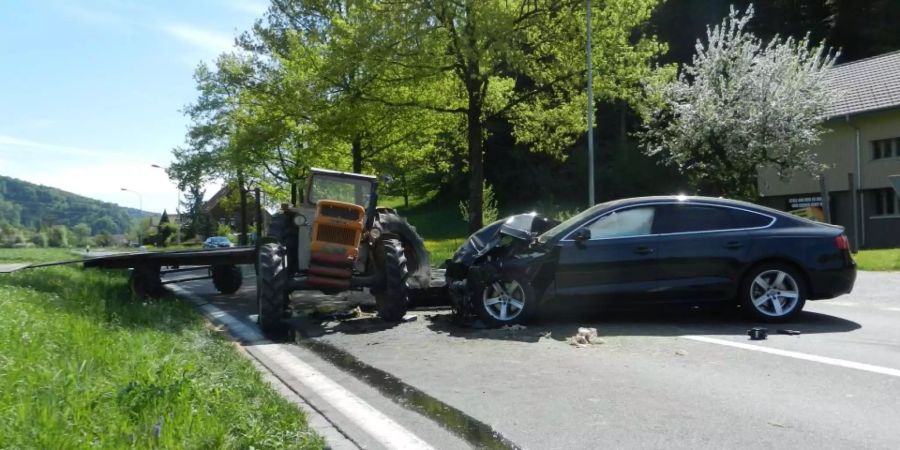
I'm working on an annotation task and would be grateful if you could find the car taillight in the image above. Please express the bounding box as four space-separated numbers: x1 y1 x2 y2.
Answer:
835 234 850 251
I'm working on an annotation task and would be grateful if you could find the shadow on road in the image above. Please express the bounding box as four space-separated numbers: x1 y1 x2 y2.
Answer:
422 304 861 344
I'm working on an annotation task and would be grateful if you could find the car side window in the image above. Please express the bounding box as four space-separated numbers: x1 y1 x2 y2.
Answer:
586 207 655 239
728 209 774 228
655 204 735 234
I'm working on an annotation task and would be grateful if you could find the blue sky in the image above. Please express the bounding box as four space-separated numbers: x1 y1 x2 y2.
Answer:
0 0 267 213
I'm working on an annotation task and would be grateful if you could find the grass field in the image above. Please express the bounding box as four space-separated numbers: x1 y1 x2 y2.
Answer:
0 248 323 449
855 248 900 271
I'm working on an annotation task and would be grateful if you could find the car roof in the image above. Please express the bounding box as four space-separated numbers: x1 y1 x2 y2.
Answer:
610 195 778 214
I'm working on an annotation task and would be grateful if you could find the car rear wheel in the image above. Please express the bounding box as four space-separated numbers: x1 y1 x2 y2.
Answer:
740 263 806 321
477 277 534 327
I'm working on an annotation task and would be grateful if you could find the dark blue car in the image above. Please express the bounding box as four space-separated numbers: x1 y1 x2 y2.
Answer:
446 196 857 326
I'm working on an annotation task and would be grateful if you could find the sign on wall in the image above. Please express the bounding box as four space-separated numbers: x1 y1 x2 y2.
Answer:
787 196 823 209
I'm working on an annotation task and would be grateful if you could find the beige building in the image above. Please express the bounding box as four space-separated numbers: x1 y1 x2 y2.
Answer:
758 50 900 249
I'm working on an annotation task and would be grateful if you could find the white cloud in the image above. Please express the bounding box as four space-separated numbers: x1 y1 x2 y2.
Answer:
50 1 129 29
160 23 235 55
225 0 269 16
0 135 133 160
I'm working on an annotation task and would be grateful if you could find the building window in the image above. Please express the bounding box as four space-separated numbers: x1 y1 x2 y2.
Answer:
874 188 900 216
872 138 899 160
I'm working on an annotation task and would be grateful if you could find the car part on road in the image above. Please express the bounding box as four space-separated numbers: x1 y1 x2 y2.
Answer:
777 329 802 336
747 327 769 340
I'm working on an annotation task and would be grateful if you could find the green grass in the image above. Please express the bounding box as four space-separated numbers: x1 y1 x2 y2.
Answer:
0 248 323 449
382 195 468 263
855 248 900 271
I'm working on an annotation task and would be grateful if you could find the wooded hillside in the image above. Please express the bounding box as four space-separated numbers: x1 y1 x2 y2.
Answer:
0 175 139 235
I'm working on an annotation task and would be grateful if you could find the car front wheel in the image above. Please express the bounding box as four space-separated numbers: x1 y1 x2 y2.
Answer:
477 276 534 327
740 263 807 322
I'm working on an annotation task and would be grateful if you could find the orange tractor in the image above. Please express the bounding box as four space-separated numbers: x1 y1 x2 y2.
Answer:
257 168 430 337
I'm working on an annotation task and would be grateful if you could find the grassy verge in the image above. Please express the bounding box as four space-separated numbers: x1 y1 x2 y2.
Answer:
855 248 900 271
382 195 468 263
0 248 323 449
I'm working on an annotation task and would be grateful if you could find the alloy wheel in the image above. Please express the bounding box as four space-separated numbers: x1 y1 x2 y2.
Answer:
482 280 526 322
749 269 800 317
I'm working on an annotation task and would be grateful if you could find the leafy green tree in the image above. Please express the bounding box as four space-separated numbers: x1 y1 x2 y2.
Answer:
48 225 69 248
72 223 92 246
30 231 48 248
641 6 838 199
352 0 665 231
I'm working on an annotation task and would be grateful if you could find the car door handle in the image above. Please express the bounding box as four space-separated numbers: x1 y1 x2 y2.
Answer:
633 246 654 255
724 241 744 250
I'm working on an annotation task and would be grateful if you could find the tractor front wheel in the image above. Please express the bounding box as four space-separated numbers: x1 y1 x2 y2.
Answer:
375 238 410 322
257 243 289 338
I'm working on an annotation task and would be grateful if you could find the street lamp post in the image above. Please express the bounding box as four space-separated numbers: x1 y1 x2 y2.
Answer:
121 188 143 246
586 0 596 206
151 164 181 244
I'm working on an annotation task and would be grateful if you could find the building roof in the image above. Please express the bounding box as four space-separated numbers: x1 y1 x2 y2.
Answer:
826 50 900 118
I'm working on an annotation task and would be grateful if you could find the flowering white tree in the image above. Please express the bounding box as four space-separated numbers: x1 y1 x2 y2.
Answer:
641 5 839 199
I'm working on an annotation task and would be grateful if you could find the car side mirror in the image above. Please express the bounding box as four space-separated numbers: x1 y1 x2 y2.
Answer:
573 228 591 244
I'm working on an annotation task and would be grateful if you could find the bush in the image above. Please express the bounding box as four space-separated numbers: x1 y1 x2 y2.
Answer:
459 182 499 225
48 225 69 248
30 232 48 248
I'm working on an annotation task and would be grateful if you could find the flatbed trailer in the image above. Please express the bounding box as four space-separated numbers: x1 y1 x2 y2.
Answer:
1 246 448 304
2 246 257 298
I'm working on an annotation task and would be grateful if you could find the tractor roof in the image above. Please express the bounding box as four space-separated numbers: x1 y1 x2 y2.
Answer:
310 167 377 181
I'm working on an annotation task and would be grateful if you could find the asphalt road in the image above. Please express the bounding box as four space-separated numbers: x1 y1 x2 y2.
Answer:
173 269 900 450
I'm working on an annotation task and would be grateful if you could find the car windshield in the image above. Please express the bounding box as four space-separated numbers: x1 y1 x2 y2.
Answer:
308 174 373 209
537 200 618 243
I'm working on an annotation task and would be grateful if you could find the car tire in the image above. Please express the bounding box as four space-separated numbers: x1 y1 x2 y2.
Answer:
476 275 535 327
739 263 807 322
257 243 289 338
375 238 410 322
211 264 243 294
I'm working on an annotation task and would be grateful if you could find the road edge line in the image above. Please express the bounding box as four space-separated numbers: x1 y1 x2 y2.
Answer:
169 284 435 450
683 335 900 378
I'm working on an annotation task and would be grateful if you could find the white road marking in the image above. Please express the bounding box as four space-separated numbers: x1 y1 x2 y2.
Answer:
171 285 435 450
684 335 900 378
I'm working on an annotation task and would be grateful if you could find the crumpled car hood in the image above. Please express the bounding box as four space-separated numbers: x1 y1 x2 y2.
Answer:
450 213 557 267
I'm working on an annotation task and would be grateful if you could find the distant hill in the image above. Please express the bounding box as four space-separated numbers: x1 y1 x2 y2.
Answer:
0 175 151 234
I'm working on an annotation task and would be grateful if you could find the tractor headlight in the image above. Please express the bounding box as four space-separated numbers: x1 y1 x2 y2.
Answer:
369 228 382 240
293 214 308 227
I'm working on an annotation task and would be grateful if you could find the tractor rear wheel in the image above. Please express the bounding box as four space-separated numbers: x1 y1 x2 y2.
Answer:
378 211 431 289
257 243 289 338
211 265 243 294
375 238 409 322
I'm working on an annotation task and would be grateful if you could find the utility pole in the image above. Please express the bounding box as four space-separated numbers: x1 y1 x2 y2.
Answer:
586 0 596 206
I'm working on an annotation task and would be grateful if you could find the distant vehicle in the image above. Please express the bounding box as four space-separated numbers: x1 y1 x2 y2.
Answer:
446 196 857 326
203 236 234 249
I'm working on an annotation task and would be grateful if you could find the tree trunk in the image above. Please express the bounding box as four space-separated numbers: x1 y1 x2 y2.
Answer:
237 171 249 246
466 83 484 233
352 137 363 174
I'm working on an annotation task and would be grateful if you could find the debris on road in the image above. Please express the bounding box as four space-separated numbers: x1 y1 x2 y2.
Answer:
501 324 527 331
401 314 418 322
777 329 802 336
674 349 688 356
567 327 604 348
748 327 769 340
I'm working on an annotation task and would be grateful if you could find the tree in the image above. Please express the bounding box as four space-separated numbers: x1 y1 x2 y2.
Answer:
641 5 839 199
356 0 664 231
72 223 91 246
48 225 69 248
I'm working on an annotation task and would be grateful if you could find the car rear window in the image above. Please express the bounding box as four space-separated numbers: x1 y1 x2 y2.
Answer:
654 204 735 234
728 209 774 228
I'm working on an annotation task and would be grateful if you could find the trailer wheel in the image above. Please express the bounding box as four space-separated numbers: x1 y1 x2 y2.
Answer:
130 265 165 298
211 265 243 295
375 238 409 322
257 243 289 338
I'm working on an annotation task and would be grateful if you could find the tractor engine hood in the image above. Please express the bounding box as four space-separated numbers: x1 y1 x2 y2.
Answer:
450 213 557 267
